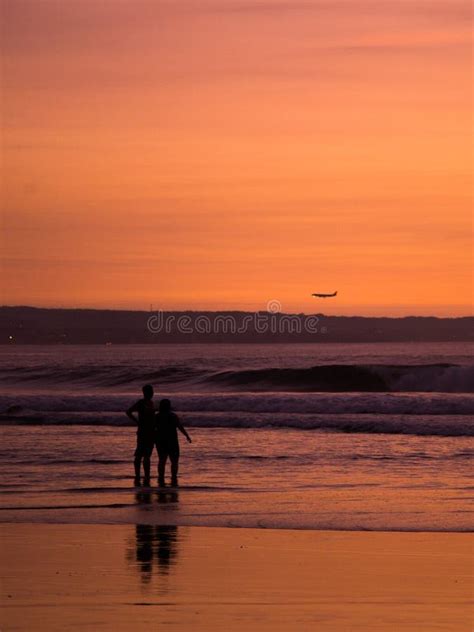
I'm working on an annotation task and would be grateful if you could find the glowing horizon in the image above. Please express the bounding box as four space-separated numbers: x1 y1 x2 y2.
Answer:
2 0 472 317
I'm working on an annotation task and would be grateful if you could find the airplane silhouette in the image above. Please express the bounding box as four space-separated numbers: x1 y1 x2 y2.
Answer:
311 291 337 298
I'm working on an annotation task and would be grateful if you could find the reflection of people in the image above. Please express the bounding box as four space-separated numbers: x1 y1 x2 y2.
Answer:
135 488 154 506
128 490 180 584
155 399 192 487
135 489 179 507
134 524 155 584
154 525 179 574
132 520 179 584
126 384 156 486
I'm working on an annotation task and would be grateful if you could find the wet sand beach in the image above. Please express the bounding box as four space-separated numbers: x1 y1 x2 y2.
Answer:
1 524 472 631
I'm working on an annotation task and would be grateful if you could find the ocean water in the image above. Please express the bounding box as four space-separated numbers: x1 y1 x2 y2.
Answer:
0 343 473 531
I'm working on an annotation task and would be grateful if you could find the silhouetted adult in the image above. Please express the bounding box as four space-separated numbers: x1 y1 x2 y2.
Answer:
155 398 191 487
126 384 156 485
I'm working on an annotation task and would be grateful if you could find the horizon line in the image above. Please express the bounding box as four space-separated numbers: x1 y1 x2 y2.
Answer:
1 304 472 319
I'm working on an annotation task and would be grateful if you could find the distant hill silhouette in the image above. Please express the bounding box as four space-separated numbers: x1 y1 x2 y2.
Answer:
1 306 472 344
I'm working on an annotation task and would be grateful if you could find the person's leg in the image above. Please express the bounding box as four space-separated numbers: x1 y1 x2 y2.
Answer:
134 433 152 484
155 441 160 478
158 450 168 486
170 453 179 486
143 456 151 482
134 449 142 483
134 433 145 483
142 440 154 484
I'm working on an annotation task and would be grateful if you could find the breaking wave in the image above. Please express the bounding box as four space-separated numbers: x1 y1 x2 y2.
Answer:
207 364 474 393
0 363 472 393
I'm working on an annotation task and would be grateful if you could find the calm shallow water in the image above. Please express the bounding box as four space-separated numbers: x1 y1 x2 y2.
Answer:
0 425 472 531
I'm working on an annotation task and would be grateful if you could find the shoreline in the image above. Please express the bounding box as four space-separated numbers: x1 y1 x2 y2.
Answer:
1 518 473 534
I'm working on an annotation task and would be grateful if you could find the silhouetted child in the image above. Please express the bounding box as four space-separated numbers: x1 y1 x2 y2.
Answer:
126 384 156 486
155 398 191 486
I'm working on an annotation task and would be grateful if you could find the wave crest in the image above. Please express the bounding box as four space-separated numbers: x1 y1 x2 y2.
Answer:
1 363 472 393
208 364 474 393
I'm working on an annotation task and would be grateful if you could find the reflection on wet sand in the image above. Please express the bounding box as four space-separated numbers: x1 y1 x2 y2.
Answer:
135 488 179 507
133 524 179 583
130 488 180 584
3 524 472 632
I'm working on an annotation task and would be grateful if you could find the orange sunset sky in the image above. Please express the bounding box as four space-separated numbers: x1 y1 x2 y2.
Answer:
1 0 472 315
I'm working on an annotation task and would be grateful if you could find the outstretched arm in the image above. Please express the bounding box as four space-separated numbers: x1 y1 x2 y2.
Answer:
177 418 192 443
